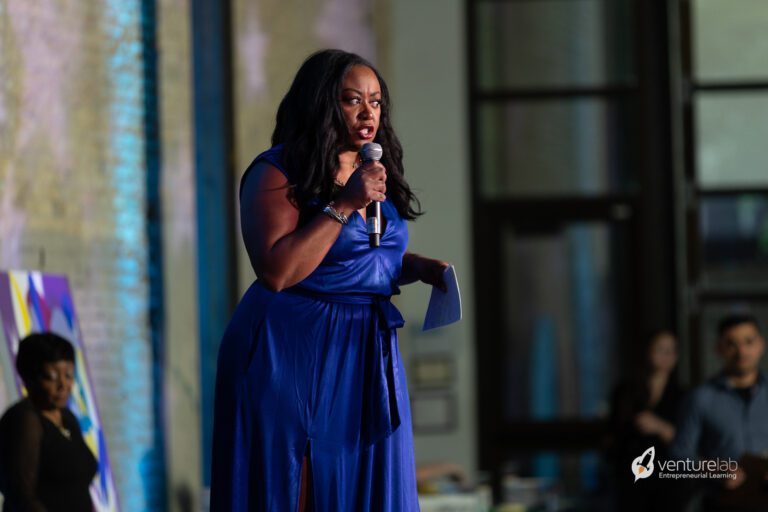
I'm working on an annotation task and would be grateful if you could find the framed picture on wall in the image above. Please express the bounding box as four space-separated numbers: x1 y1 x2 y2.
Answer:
411 390 456 434
410 353 455 390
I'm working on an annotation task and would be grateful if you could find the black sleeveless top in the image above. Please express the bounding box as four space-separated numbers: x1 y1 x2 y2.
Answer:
0 399 98 512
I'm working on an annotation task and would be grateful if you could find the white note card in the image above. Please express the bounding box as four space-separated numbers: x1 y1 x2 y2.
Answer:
422 265 462 331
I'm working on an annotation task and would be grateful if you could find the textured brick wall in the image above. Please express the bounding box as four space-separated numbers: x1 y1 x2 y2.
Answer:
0 1 161 510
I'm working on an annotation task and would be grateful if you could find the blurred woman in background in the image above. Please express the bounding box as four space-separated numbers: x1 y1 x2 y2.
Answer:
607 329 683 511
0 332 97 512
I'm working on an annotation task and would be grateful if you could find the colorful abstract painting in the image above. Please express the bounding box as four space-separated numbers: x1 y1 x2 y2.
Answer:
0 271 119 512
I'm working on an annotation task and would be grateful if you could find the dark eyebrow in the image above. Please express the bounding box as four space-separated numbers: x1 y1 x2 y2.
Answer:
341 88 382 97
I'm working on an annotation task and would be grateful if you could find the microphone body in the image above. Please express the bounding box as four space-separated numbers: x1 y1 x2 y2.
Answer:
360 143 383 248
367 202 381 248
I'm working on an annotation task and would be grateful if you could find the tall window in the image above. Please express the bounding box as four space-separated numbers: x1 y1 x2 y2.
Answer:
470 0 768 500
675 0 768 380
469 0 641 496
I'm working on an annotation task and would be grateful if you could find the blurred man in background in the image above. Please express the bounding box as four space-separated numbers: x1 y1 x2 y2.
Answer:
672 314 768 511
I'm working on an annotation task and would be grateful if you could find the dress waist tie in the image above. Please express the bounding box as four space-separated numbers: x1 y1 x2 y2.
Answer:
282 286 405 446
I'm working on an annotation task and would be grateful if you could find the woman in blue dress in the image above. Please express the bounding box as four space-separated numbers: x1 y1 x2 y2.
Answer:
210 49 450 511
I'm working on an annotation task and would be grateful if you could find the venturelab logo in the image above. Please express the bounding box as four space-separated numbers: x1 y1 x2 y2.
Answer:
631 446 655 482
630 446 739 482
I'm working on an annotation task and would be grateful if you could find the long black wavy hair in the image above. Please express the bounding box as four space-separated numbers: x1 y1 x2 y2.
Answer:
272 49 422 220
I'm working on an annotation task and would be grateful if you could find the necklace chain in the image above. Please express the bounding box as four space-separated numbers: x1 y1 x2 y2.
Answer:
58 425 71 439
335 156 361 188
45 414 72 440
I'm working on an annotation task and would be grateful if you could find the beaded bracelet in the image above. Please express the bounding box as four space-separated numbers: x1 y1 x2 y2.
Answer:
322 202 349 225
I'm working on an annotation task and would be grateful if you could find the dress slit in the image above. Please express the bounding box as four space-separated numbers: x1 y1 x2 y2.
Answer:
298 440 313 512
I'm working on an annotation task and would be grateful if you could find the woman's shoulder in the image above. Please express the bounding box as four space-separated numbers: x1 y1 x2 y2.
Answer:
61 407 82 430
662 379 685 402
1 398 35 418
239 144 289 198
0 399 42 434
252 144 286 170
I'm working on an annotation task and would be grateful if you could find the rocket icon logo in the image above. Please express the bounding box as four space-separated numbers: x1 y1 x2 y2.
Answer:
631 446 655 482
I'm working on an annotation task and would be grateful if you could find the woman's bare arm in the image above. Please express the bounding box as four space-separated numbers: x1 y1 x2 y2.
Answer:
240 161 385 291
399 252 450 291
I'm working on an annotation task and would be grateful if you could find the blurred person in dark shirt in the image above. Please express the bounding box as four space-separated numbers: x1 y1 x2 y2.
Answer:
608 329 684 511
0 332 97 512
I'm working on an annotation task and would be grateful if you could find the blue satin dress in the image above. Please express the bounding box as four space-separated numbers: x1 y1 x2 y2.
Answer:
210 146 420 511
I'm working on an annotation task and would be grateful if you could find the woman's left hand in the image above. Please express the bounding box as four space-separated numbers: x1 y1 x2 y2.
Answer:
634 411 662 435
415 255 450 292
634 411 675 443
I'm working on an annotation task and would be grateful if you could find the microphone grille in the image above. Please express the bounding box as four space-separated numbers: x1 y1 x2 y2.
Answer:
360 142 383 161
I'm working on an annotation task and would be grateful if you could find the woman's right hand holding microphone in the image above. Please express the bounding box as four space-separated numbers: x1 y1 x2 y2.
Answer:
334 161 387 214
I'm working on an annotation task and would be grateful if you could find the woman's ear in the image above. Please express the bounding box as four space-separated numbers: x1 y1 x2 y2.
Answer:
23 377 43 396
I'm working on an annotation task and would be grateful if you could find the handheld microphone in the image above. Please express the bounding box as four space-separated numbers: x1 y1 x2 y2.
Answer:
360 142 383 248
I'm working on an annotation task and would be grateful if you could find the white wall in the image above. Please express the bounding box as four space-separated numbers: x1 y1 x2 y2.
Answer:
388 0 477 480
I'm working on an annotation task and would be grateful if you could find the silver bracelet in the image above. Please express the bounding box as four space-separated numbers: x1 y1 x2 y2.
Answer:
322 202 349 225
